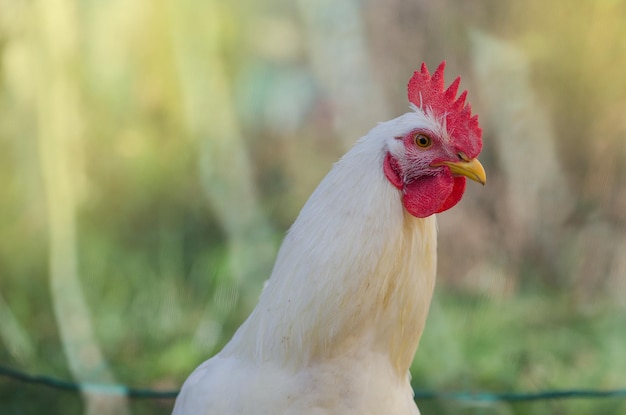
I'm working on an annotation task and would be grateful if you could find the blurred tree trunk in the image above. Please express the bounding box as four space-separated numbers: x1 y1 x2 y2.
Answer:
164 0 277 349
470 30 574 278
297 0 390 148
34 0 129 413
0 293 35 365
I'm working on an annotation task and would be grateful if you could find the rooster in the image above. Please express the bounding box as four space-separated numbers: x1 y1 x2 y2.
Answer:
173 62 485 415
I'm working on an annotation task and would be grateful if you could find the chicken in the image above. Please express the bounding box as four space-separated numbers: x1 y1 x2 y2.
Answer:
172 61 485 415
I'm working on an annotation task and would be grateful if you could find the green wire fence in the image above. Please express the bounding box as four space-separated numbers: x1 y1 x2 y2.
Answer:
2 364 626 403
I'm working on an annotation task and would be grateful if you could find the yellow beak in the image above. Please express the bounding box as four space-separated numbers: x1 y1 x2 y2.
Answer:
435 158 486 185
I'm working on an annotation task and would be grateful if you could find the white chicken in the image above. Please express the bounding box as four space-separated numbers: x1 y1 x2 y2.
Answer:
173 61 486 415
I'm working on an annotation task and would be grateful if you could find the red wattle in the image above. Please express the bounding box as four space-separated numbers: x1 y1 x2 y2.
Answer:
402 175 467 218
384 153 467 218
436 176 466 213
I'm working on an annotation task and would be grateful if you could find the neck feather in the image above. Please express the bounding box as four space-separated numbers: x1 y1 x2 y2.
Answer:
223 132 438 376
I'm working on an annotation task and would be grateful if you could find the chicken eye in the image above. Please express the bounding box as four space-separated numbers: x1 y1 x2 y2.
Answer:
413 134 432 148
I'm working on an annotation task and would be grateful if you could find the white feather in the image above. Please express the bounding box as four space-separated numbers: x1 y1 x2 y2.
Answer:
173 108 439 415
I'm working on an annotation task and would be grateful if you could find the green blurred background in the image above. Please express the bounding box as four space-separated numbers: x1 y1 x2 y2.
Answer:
1 0 625 414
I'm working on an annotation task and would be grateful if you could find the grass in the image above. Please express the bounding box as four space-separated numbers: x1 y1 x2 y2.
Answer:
2 280 625 414
413 287 626 414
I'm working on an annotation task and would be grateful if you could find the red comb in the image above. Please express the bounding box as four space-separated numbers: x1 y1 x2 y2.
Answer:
408 61 482 156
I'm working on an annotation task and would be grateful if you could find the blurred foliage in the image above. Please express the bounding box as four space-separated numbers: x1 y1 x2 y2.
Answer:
0 0 625 414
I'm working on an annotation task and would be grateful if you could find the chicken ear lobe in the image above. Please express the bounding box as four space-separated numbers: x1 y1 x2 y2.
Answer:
383 153 404 190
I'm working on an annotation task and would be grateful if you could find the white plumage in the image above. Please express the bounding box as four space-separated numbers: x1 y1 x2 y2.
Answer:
173 62 485 415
